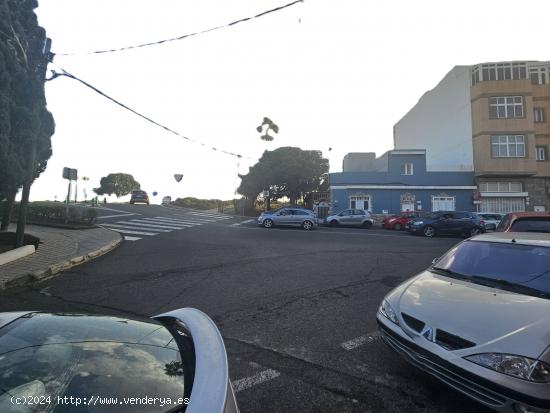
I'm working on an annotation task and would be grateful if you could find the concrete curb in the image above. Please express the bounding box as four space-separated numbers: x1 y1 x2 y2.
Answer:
0 234 123 290
0 245 36 266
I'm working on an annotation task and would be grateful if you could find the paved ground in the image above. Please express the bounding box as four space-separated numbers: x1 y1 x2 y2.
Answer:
0 223 121 289
0 204 492 413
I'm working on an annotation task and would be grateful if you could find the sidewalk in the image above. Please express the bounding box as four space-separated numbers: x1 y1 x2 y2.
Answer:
0 224 122 289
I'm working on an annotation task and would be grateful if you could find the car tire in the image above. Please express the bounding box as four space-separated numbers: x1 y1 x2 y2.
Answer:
329 220 339 227
263 219 273 228
394 223 402 231
302 220 314 230
362 221 372 229
468 227 481 237
423 226 436 237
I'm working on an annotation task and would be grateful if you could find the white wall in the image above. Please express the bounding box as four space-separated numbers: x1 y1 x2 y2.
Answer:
393 66 473 172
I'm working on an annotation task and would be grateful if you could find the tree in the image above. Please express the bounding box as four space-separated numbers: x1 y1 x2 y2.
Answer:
94 173 141 198
0 0 54 234
237 147 329 206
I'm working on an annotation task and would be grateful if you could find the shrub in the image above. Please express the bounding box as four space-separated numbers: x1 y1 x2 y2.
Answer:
12 202 97 225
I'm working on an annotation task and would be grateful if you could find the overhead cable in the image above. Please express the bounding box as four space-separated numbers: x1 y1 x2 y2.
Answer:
54 0 304 57
49 67 249 159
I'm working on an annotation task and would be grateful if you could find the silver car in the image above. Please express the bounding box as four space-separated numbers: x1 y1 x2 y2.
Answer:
257 207 318 230
478 212 505 231
377 232 550 413
324 208 374 228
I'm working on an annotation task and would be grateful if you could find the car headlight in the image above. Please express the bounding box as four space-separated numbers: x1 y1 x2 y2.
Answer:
379 299 399 325
465 353 550 383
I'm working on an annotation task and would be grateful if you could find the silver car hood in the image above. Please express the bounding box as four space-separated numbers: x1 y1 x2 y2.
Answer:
393 271 550 358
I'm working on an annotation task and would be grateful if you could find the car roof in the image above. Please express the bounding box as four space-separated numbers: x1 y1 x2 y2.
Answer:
470 231 550 247
506 211 550 219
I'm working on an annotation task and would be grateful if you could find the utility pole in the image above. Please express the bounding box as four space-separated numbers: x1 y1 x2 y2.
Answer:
15 37 52 247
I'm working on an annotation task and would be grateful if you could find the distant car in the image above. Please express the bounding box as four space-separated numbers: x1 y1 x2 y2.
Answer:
477 212 505 231
0 308 239 413
496 211 550 233
377 232 550 413
324 209 374 229
257 207 318 230
162 196 172 205
130 190 149 205
382 211 423 230
408 211 484 237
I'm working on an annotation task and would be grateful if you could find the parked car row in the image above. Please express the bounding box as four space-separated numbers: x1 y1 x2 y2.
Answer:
257 207 374 230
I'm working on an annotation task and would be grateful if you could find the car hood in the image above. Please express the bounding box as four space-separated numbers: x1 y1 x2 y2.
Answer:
393 271 550 357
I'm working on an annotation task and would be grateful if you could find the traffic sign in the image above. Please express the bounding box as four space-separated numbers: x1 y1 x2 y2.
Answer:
174 174 183 183
62 167 77 180
152 191 158 196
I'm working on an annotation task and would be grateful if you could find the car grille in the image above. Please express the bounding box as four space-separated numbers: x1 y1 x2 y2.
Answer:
436 329 476 351
401 313 425 333
380 328 506 408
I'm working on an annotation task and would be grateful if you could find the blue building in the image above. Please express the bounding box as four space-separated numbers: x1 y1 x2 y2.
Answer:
330 150 477 215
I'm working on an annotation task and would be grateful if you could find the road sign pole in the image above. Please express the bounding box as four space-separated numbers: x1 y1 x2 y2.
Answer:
65 180 71 223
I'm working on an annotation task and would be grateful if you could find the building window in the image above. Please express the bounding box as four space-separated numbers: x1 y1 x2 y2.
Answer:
489 96 524 118
349 195 371 211
479 181 522 193
401 163 413 175
536 146 547 161
491 135 526 157
432 196 455 212
534 108 545 123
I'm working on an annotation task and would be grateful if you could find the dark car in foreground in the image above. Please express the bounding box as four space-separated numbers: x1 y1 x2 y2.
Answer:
130 190 150 205
496 211 550 233
377 232 550 413
408 211 484 237
257 207 318 230
0 308 238 413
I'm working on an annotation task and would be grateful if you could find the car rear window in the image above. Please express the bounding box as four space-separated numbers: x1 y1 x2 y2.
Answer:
510 218 550 233
433 240 550 297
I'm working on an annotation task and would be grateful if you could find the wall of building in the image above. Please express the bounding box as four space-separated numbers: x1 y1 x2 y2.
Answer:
393 66 474 172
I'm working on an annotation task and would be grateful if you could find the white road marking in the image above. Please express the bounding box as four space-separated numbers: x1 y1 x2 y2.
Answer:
241 219 255 224
232 369 281 393
123 236 142 241
97 213 138 219
341 331 381 350
157 216 217 223
124 220 191 229
101 226 158 236
230 223 241 227
102 223 171 233
141 217 197 226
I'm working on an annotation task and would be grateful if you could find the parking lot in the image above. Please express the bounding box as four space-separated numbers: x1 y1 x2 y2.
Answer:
0 210 492 412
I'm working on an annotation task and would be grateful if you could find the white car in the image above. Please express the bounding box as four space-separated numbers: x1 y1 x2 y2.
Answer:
324 208 373 228
478 212 505 231
162 196 172 205
377 232 550 413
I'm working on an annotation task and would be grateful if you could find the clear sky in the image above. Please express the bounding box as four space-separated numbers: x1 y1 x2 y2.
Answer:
31 0 550 203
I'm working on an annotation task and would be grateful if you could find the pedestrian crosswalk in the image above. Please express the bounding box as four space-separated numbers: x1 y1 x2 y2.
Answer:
100 213 232 241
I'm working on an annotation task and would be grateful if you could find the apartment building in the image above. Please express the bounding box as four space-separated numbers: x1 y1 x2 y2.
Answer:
394 61 550 213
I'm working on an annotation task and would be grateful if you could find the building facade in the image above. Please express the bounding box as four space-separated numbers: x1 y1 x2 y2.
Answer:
330 150 476 215
395 61 550 214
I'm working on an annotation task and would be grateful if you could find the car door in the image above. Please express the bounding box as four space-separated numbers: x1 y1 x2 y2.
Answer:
434 212 455 234
338 210 354 225
449 212 471 234
274 209 292 226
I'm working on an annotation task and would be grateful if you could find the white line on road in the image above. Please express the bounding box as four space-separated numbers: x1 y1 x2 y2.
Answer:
156 216 217 223
141 218 197 226
125 220 192 229
97 213 138 219
232 369 281 393
100 226 158 236
102 223 172 233
123 236 142 241
340 331 381 351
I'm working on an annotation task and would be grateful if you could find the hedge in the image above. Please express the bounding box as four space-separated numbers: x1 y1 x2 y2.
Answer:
11 202 97 225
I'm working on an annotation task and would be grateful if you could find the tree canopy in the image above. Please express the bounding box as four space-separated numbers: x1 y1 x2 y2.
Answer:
237 147 329 205
93 173 141 198
0 0 54 229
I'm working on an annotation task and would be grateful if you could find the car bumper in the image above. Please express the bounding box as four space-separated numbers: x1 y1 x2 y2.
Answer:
376 315 550 413
408 225 424 234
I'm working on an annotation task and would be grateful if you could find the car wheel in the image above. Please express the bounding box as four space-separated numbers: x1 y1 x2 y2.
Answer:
362 221 372 229
263 219 274 228
329 220 339 227
302 220 313 230
393 223 402 231
423 226 436 237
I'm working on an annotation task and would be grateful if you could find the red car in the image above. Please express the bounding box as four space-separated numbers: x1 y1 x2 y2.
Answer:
496 211 550 233
382 212 422 230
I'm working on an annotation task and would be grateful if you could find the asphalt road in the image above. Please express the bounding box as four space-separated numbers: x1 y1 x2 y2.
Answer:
0 204 492 413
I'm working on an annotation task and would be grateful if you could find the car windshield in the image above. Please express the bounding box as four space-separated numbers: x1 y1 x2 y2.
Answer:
432 240 550 298
510 218 550 233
